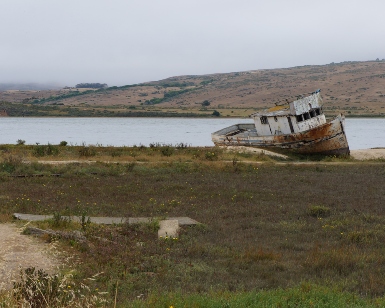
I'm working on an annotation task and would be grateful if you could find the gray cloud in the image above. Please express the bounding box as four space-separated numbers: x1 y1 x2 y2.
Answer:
1 0 384 86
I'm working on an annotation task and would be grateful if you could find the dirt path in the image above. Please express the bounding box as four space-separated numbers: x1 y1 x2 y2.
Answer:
0 223 58 290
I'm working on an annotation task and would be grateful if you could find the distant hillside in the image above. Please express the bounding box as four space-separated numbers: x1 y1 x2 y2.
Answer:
1 60 385 117
0 83 61 91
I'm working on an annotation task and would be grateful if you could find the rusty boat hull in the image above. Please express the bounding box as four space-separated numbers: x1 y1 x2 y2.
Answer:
212 114 350 156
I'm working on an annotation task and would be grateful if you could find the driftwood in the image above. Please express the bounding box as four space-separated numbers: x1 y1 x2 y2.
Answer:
24 227 87 243
24 227 56 236
9 174 62 178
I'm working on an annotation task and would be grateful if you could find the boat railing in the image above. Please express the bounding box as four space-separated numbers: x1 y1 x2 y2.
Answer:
212 123 255 136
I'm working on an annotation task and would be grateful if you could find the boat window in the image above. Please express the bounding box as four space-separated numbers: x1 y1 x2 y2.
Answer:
303 112 310 120
310 110 316 118
296 114 303 122
315 108 321 116
260 116 269 124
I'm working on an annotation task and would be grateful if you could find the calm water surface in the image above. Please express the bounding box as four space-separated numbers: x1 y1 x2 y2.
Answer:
0 117 384 150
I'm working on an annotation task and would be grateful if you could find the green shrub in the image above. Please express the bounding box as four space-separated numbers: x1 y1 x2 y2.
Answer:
78 145 96 157
307 205 331 218
125 219 160 234
175 142 189 149
33 145 46 157
126 162 136 172
51 212 71 228
0 154 23 173
110 150 122 157
59 141 68 146
33 144 59 157
161 146 174 157
205 151 218 161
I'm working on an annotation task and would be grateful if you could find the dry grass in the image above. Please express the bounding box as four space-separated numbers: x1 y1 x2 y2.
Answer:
0 267 109 307
0 143 278 164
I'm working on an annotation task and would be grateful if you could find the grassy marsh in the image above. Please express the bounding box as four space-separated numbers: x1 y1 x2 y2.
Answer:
1 145 385 306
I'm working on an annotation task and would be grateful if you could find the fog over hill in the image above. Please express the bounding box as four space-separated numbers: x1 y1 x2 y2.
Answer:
0 83 62 91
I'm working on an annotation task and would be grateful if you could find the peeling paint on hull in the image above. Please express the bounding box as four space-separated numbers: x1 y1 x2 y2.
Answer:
212 115 350 156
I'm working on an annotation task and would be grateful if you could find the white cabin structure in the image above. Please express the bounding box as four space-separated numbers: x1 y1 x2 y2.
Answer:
250 90 325 137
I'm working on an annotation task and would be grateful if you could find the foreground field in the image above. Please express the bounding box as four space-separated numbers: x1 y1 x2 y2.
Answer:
1 145 385 306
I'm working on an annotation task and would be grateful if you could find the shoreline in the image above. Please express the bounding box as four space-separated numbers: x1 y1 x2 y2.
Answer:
225 146 385 161
350 148 385 160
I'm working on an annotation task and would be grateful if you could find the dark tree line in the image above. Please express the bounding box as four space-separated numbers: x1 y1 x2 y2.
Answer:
75 83 108 89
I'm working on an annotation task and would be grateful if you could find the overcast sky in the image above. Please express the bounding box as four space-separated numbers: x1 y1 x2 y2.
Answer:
1 0 384 86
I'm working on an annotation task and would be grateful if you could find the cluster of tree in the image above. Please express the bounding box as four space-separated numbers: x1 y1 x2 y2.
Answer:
144 88 194 105
33 90 95 104
75 83 108 89
158 82 195 88
164 89 191 99
200 79 213 86
32 84 139 104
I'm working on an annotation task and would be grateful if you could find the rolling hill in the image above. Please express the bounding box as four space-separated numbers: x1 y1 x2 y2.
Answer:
1 60 384 117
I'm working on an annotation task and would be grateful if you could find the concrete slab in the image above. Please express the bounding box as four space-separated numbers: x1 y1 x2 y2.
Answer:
158 220 180 238
128 217 154 224
13 213 52 221
86 217 127 224
13 213 199 226
167 217 200 225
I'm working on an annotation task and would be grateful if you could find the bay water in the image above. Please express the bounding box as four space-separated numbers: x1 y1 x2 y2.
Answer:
0 117 384 150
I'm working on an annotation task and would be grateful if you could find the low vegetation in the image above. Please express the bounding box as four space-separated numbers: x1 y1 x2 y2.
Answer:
0 142 287 166
0 145 385 306
0 101 222 117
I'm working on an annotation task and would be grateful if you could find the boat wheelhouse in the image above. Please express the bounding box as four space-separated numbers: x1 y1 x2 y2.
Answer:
211 90 350 156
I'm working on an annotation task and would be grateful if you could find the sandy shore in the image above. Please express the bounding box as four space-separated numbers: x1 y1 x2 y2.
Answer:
350 148 385 160
223 146 289 158
225 146 385 161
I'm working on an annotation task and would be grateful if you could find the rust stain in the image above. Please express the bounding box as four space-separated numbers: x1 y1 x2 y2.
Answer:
267 105 288 112
270 120 349 155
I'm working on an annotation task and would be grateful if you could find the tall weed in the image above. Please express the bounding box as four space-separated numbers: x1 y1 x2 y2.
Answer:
12 267 108 307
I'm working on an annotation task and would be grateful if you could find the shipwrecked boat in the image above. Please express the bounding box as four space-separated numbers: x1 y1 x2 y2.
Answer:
212 90 350 156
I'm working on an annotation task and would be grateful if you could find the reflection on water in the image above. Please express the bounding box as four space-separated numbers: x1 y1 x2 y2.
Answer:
0 117 384 150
